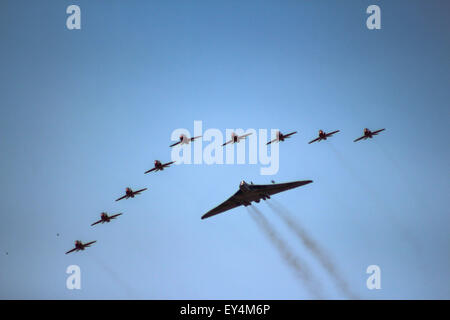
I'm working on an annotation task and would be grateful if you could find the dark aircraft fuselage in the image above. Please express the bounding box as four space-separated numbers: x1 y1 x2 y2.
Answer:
154 160 164 170
364 128 373 138
125 188 134 197
74 241 84 250
201 179 313 219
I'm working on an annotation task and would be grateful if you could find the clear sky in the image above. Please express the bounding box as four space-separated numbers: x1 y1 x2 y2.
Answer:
0 0 449 299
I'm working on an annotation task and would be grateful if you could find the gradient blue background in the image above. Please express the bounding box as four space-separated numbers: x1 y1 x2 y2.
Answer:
0 0 449 299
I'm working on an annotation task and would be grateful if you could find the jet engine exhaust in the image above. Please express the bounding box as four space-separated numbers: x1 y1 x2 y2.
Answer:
89 253 138 299
247 206 324 299
266 200 358 299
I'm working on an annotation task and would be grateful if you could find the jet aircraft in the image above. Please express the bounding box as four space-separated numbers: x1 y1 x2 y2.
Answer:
353 128 385 142
91 212 123 226
145 160 175 173
266 131 298 145
201 180 313 219
170 134 201 147
115 187 147 201
65 240 97 254
308 130 340 144
222 132 253 146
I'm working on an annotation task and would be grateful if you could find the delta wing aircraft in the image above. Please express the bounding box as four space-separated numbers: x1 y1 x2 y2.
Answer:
201 180 313 219
353 128 385 142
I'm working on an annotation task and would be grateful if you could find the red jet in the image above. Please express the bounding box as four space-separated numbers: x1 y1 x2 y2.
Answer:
91 212 123 226
145 160 175 174
115 187 147 201
65 240 96 254
222 132 253 146
308 129 340 144
266 130 297 145
353 128 385 142
170 134 202 147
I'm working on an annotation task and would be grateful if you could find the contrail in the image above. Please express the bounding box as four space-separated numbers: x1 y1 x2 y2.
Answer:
247 206 324 299
371 140 427 255
373 139 428 211
373 140 402 172
89 253 138 299
328 143 368 190
266 200 358 299
329 142 422 255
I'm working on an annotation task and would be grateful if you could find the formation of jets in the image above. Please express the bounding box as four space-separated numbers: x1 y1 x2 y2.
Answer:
65 126 385 253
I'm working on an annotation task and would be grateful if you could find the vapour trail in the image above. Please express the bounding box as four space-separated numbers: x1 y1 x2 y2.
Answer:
267 199 358 299
371 140 428 258
328 143 368 190
373 139 429 211
247 206 324 299
328 142 422 254
89 253 138 298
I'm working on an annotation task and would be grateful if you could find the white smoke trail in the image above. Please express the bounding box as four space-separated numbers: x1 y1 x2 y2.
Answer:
267 200 358 299
247 206 324 299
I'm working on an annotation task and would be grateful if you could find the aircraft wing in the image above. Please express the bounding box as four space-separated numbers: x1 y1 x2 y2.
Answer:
266 138 278 145
110 213 123 219
249 180 313 197
308 137 320 144
284 131 297 138
84 241 96 247
326 130 340 137
91 220 102 226
239 133 253 139
201 180 313 219
190 136 202 141
133 188 147 194
65 248 77 254
163 161 175 167
170 141 181 147
201 190 244 219
353 136 365 142
115 195 127 202
373 128 385 134
144 167 157 174
222 139 233 146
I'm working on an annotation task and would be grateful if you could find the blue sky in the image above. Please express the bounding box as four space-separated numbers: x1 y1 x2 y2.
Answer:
0 0 449 299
